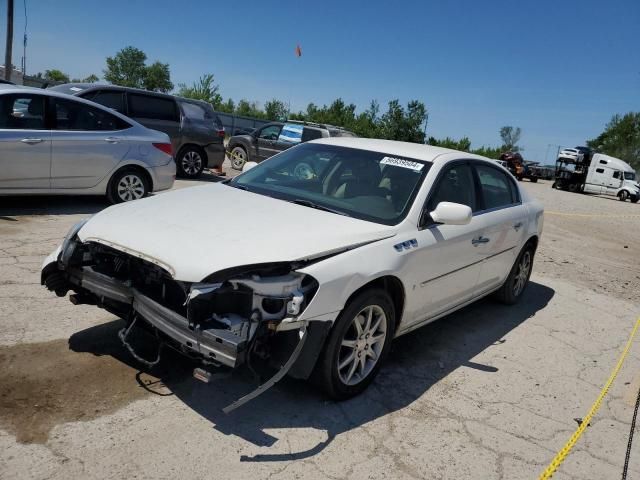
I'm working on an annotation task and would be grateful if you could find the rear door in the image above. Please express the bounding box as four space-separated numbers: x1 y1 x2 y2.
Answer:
0 93 51 189
255 124 282 161
472 163 528 296
50 97 132 189
127 93 181 152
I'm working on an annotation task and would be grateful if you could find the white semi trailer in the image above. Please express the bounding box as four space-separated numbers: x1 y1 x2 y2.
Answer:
553 148 639 202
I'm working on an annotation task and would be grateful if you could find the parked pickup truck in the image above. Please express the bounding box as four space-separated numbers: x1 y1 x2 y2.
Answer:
227 120 356 170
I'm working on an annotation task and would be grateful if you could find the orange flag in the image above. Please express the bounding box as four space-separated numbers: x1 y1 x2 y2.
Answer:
295 44 302 57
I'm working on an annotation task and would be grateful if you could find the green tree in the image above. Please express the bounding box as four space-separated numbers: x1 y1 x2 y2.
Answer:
264 99 288 121
217 98 235 114
428 136 472 151
143 61 173 93
587 112 640 171
377 100 427 143
44 69 70 83
235 99 265 118
82 74 100 83
177 74 222 107
104 46 148 88
500 126 522 152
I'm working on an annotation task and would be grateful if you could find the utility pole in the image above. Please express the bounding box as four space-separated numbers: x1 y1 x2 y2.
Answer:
4 0 14 81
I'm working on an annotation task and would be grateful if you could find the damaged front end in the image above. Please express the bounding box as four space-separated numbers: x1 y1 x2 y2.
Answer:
42 229 324 412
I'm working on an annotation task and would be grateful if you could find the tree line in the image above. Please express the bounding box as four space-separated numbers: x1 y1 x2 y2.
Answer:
37 45 639 167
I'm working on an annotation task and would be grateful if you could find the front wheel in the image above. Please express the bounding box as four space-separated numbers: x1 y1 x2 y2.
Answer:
631 196 639 204
230 146 248 171
618 190 629 202
177 147 205 178
494 243 535 305
315 289 395 400
107 169 149 204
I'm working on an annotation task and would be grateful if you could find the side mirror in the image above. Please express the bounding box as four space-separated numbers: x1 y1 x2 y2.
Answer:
242 161 258 173
429 202 472 226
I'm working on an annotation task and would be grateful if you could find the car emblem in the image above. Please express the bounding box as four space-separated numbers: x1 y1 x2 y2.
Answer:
394 239 418 252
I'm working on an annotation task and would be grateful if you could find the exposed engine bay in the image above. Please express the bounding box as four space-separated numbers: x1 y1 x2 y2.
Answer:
42 238 321 412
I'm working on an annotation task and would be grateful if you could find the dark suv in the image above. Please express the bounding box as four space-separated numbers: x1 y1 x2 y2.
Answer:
49 83 225 178
227 120 356 170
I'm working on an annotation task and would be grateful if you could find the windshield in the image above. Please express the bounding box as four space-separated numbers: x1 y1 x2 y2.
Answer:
624 171 636 181
231 143 430 225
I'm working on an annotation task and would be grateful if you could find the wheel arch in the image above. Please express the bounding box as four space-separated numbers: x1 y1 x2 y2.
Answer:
108 163 153 192
342 275 406 333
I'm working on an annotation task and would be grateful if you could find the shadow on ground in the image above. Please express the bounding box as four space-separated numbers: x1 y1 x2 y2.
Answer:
0 195 109 217
68 281 554 461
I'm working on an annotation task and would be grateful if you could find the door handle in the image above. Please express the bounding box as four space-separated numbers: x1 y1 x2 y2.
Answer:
472 236 490 246
104 137 120 143
21 137 43 144
513 222 523 231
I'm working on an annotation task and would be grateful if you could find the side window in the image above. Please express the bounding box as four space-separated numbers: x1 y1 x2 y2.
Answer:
302 127 324 142
427 164 477 213
180 101 210 120
278 123 303 144
595 168 605 174
128 94 179 122
613 171 620 179
54 98 131 131
475 164 517 210
84 90 125 114
599 159 608 165
0 94 46 130
258 125 281 140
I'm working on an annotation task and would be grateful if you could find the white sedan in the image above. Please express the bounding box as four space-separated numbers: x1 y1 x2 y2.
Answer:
42 138 543 411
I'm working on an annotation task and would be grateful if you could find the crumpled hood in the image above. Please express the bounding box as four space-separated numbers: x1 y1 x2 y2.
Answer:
78 183 396 281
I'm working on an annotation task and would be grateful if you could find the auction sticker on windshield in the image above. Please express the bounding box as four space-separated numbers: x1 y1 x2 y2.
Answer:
380 156 424 171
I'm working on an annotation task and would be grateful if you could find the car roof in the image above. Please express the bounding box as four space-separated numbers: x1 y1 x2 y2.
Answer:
49 82 177 100
309 137 491 163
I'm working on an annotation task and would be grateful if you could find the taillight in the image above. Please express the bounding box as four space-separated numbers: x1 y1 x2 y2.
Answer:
217 126 225 138
153 143 173 156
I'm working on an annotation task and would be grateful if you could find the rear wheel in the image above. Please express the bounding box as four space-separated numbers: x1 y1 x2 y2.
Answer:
230 146 248 171
315 289 395 400
494 243 535 305
177 147 205 178
107 169 149 204
618 190 629 202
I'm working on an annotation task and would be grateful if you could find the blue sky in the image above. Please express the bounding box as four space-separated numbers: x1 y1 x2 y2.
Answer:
1 0 638 162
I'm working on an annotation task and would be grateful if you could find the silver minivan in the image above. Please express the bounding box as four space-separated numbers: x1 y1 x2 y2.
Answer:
0 85 175 203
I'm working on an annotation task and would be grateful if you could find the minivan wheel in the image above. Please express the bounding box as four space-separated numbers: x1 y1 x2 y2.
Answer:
230 146 248 170
315 288 395 400
494 243 535 305
108 169 149 204
618 190 629 202
177 147 205 178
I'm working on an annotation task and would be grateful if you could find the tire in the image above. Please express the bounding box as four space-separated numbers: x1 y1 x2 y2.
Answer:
632 196 639 204
177 146 206 178
107 169 149 204
568 183 579 193
230 146 248 171
493 243 535 305
551 180 559 189
618 190 629 202
315 288 395 400
530 177 538 183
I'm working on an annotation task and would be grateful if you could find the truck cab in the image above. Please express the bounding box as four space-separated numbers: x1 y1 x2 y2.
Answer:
584 153 639 202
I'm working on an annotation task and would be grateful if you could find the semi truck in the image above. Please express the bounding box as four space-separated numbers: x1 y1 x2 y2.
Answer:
552 147 639 202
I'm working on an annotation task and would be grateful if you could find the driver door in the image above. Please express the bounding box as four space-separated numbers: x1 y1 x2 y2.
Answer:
255 124 283 162
403 162 485 326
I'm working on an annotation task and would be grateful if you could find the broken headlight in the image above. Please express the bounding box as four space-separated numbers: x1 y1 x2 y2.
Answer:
59 217 91 268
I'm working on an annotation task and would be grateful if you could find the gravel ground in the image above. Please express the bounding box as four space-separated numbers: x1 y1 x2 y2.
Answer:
0 166 639 480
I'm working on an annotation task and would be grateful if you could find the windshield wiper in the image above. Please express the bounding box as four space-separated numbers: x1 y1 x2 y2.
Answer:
289 199 350 217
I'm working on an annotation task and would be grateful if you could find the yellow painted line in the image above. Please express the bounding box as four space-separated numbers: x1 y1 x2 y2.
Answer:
546 211 640 219
538 316 640 479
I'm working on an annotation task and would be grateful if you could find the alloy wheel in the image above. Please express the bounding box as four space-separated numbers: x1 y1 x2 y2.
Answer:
117 175 145 202
231 148 247 169
337 305 387 386
513 251 531 296
182 151 203 176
